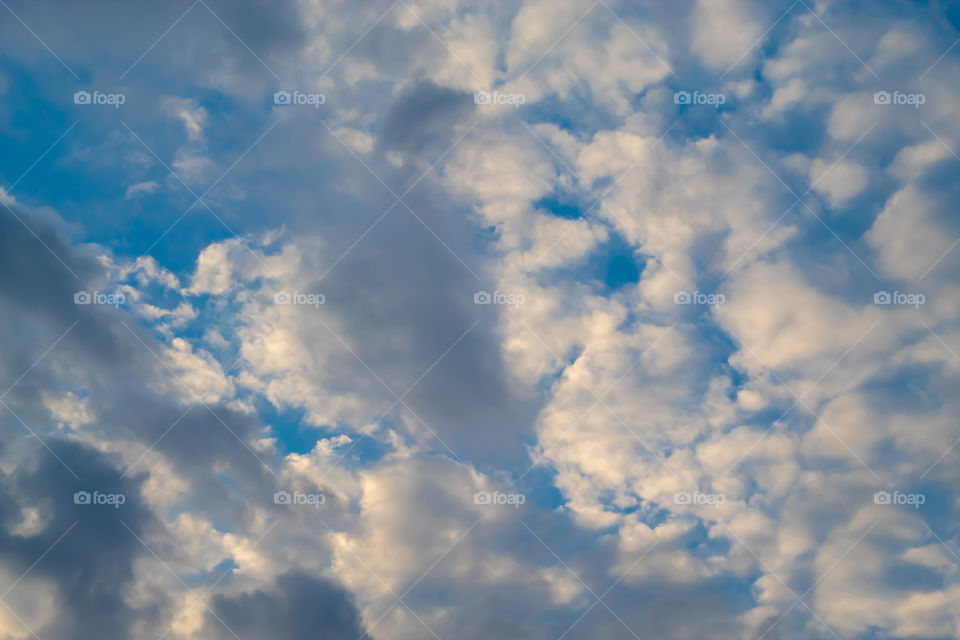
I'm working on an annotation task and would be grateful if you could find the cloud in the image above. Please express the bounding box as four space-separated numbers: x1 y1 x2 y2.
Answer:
690 0 762 71
124 180 160 199
809 157 868 208
378 81 474 156
3 0 960 638
206 571 369 640
163 98 208 143
0 438 161 640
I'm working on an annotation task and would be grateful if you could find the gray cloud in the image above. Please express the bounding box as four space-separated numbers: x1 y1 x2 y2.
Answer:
378 80 475 156
206 571 369 640
0 438 161 640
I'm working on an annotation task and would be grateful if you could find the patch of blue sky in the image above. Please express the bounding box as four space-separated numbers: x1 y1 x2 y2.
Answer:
540 231 643 294
254 399 391 465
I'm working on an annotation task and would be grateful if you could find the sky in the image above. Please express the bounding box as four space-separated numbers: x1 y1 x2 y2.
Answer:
1 0 960 638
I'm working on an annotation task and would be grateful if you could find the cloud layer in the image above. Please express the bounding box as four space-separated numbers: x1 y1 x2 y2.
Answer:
1 0 959 638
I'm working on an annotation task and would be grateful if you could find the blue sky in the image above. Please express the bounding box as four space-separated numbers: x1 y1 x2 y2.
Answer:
1 0 960 638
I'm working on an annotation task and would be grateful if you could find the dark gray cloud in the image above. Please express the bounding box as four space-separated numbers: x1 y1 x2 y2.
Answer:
0 0 305 85
0 203 272 483
207 571 369 640
378 81 475 156
0 438 161 640
0 203 362 634
299 186 540 465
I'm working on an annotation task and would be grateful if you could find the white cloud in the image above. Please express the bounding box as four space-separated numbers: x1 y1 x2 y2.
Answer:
809 157 868 207
691 0 762 71
163 97 208 143
124 180 160 199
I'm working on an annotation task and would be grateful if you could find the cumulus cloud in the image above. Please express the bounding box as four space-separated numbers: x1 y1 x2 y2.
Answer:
206 571 369 640
2 0 960 638
124 179 160 199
